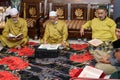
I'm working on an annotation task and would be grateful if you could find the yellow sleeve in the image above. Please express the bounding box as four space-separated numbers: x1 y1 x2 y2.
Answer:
43 23 49 41
21 19 28 38
62 22 68 41
110 21 117 41
82 20 92 29
2 20 10 38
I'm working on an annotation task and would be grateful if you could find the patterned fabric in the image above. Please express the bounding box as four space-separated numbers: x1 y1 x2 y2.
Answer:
89 41 113 55
70 43 88 51
70 52 94 63
65 20 86 30
0 56 29 70
25 18 36 28
0 71 20 80
9 46 35 57
43 20 86 30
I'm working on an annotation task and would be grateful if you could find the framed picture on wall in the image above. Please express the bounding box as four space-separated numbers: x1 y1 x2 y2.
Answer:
26 3 39 18
52 3 68 19
20 0 42 19
71 4 87 20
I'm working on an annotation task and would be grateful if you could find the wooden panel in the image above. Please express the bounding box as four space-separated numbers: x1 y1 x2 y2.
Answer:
0 0 10 6
20 0 44 19
89 8 97 20
71 4 87 20
28 27 37 39
52 3 68 19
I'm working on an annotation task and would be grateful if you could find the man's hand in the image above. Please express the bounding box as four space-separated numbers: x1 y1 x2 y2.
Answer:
43 40 47 44
99 57 110 64
8 36 16 41
61 41 66 48
80 27 84 36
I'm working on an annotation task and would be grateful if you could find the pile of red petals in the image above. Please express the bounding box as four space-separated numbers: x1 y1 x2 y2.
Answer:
70 44 88 50
9 46 35 57
0 56 29 70
0 71 20 80
69 68 82 78
70 52 94 63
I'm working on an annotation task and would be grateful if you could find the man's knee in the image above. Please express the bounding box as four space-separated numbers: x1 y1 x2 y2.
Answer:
95 63 117 75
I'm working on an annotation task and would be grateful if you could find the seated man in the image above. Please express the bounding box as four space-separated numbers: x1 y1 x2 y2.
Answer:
80 5 117 42
40 11 69 48
0 8 28 48
94 21 120 75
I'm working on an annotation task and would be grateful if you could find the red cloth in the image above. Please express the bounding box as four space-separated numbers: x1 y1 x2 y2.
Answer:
26 42 39 46
70 44 88 50
0 71 20 80
9 46 35 57
70 52 94 63
0 56 29 70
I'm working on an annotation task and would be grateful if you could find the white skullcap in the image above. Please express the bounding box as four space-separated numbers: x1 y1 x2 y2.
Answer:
49 11 57 17
9 8 18 16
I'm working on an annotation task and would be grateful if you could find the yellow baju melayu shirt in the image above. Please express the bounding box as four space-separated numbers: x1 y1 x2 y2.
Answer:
0 18 28 48
82 17 117 41
41 20 68 45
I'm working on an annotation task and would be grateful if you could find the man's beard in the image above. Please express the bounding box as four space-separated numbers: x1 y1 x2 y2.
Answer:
52 21 57 24
13 20 18 23
99 16 106 21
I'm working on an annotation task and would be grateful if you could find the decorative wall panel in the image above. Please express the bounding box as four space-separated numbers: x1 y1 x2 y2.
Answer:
52 3 68 19
71 4 87 20
20 0 44 19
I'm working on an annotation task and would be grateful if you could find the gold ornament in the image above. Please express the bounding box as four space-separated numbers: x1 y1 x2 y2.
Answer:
56 8 64 17
75 9 83 17
29 7 37 17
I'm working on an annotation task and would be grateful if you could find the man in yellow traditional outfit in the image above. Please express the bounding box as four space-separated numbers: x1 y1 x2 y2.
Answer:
40 11 69 48
93 18 120 75
80 6 117 75
80 5 117 42
0 8 28 48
